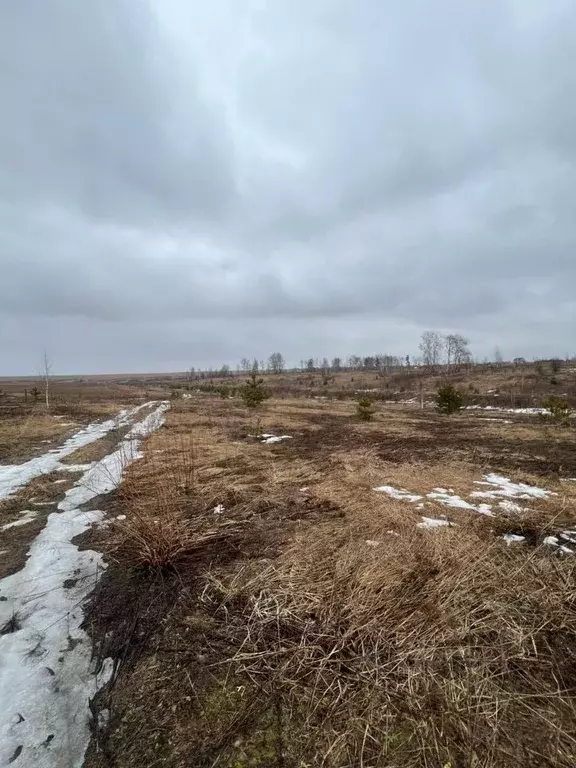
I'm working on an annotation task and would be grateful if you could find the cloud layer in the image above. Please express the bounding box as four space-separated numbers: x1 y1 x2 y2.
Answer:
1 0 575 373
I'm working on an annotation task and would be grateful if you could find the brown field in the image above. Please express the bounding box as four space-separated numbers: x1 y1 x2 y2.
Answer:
1 368 576 767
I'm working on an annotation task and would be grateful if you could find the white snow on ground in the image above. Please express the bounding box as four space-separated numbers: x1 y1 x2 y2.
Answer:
465 405 549 415
427 489 476 509
376 474 551 514
466 405 576 418
498 500 523 513
374 486 423 502
376 485 494 515
542 536 574 556
0 402 155 501
374 473 576 555
258 434 293 444
470 473 552 500
418 517 453 528
0 401 169 768
1 510 38 532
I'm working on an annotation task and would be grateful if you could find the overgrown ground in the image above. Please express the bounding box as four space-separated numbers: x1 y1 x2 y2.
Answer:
77 394 576 768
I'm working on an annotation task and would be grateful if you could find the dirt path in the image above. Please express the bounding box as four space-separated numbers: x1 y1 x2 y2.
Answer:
0 402 169 768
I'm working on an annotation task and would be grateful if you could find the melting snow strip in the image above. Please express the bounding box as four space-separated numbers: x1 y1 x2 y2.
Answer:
0 401 169 768
465 405 554 415
0 402 155 501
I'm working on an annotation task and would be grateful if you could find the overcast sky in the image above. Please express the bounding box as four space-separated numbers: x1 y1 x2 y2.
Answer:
1 0 575 374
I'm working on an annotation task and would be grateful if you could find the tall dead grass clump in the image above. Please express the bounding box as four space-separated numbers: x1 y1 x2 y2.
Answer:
205 519 576 767
106 433 243 571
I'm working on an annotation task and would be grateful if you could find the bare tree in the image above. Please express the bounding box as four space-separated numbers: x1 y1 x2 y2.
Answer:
240 357 251 373
445 334 458 370
268 352 285 373
42 350 53 410
452 335 471 366
493 346 503 365
306 358 315 372
331 357 342 372
419 331 444 369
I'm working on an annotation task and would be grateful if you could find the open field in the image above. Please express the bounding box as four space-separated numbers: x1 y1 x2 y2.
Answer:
1 374 576 767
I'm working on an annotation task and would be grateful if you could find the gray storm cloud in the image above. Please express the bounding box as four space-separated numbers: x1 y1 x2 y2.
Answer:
0 0 575 373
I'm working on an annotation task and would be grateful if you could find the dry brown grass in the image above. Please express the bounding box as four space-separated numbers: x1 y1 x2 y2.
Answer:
0 412 79 463
85 395 576 768
59 427 128 466
205 518 576 767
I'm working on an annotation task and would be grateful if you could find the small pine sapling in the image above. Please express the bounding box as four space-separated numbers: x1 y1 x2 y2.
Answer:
436 384 464 415
241 372 268 409
356 396 375 421
544 395 571 425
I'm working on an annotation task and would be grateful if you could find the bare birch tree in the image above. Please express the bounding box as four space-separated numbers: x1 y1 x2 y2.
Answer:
419 331 444 369
42 350 52 410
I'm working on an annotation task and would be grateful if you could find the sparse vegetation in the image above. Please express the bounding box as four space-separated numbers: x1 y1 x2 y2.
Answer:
435 383 464 414
78 390 576 768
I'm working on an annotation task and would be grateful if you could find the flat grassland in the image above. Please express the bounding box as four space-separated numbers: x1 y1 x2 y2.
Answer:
1 368 576 767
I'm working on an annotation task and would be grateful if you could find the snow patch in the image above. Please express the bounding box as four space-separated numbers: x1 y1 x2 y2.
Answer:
503 534 526 545
259 434 293 444
471 473 552 500
418 517 453 529
427 490 476 509
542 536 574 556
498 500 523 514
374 486 423 503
